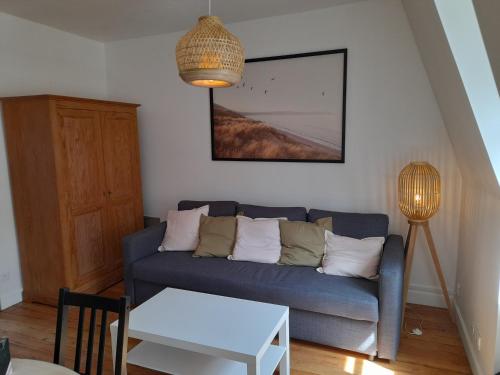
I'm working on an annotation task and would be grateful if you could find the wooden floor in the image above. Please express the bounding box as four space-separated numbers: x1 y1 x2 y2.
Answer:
0 282 472 375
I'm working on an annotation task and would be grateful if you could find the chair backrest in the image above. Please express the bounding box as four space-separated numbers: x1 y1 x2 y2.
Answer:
54 288 130 375
0 338 11 375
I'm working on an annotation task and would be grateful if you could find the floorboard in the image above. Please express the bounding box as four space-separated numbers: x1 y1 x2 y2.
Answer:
0 282 472 374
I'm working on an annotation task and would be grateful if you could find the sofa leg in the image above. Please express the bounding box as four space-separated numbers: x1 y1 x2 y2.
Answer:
368 355 375 361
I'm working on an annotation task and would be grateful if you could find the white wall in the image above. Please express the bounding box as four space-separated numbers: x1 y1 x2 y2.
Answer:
456 186 500 375
403 1 500 374
0 12 107 309
106 0 462 306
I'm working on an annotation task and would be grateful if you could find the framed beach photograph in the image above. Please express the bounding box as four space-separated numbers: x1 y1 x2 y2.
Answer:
210 49 347 162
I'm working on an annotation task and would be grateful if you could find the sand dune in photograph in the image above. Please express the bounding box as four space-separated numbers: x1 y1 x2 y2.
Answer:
213 104 341 160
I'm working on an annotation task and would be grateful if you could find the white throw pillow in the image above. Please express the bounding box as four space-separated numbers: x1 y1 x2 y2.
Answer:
317 231 385 280
229 216 282 263
159 205 209 251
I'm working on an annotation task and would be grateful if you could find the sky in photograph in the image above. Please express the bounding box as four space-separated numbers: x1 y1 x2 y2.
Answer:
214 53 345 149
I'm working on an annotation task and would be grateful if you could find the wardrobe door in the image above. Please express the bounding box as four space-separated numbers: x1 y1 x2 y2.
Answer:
101 111 144 272
55 108 108 288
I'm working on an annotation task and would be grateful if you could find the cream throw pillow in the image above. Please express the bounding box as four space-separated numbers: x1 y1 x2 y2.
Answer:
317 231 385 280
229 216 282 263
159 205 209 251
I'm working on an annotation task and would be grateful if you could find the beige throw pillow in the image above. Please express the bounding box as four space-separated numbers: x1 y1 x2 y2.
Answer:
318 231 385 279
315 216 333 232
194 215 237 257
279 220 327 267
159 205 209 251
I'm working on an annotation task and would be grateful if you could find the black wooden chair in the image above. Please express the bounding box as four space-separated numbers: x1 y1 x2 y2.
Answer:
54 288 130 375
0 338 11 375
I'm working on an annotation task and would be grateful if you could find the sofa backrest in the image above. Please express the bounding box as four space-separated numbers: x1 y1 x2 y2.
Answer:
237 204 307 221
178 200 238 216
176 201 388 236
308 209 389 239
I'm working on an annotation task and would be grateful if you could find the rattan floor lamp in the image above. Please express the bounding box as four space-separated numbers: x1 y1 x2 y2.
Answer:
398 162 453 320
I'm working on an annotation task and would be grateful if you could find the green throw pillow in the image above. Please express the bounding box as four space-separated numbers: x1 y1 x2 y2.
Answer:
279 220 327 267
194 215 237 257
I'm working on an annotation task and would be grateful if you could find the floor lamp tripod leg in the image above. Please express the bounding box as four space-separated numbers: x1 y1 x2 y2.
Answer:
402 222 418 324
422 221 454 321
404 224 413 255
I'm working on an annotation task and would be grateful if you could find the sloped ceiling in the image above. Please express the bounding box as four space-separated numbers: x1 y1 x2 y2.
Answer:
473 0 500 93
403 0 499 195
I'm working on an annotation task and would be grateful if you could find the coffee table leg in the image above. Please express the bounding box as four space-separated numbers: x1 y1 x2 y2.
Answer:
110 323 117 373
279 314 290 375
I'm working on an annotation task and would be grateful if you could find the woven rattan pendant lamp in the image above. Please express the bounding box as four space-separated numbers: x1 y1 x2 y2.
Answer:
398 161 453 321
176 0 244 88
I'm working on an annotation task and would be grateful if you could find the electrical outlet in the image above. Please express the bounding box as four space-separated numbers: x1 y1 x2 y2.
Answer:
472 325 482 352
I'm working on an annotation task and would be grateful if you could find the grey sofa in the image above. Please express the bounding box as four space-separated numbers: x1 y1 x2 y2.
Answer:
123 200 404 360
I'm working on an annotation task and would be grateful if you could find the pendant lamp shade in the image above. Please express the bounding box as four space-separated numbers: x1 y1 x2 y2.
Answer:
398 161 441 221
176 16 244 88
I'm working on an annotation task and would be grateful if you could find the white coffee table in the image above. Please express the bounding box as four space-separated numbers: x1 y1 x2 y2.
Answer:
110 288 290 375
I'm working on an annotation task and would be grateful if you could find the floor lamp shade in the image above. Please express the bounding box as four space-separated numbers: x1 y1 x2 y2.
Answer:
398 161 441 221
176 16 244 88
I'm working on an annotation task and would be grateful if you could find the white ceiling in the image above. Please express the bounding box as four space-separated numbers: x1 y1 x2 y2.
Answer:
0 0 361 42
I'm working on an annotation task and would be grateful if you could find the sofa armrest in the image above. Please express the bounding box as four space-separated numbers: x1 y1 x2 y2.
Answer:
377 234 404 360
122 222 166 304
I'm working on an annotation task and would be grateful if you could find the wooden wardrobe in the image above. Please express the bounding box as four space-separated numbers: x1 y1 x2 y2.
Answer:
1 95 144 305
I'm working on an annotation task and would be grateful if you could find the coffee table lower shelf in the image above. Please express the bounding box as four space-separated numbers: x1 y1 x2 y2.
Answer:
127 341 286 375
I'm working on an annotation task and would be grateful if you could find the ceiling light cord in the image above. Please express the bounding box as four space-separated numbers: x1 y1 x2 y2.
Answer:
209 0 211 16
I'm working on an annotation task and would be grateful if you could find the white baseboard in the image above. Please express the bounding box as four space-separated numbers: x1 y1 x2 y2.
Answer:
454 301 487 375
407 284 454 307
0 288 23 310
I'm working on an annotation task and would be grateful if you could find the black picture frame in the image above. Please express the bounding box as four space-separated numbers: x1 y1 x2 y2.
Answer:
210 48 347 163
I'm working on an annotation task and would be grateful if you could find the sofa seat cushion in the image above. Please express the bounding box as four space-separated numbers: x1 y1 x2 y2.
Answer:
131 251 379 322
